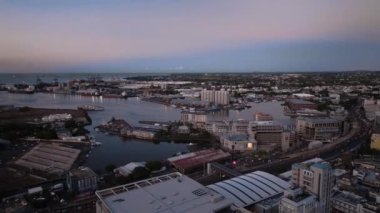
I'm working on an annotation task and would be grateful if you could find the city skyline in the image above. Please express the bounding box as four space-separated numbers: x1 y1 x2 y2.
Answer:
1 0 380 72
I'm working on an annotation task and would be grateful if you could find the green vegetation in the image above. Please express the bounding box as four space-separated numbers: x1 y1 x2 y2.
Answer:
0 123 57 141
65 119 89 136
105 164 116 173
156 122 214 145
317 101 332 111
35 127 57 140
115 166 151 185
145 161 163 171
340 97 358 110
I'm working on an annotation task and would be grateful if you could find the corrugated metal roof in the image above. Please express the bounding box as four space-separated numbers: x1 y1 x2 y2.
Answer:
207 171 291 207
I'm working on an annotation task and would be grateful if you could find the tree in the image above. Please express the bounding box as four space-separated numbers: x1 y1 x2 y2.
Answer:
105 164 116 173
130 167 150 180
65 119 77 129
146 161 162 171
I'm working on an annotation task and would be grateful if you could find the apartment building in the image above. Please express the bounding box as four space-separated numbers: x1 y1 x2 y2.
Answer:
200 89 230 105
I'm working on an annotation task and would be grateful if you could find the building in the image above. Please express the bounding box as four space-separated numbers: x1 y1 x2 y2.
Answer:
329 93 340 104
281 131 297 152
374 112 380 129
249 121 284 151
121 127 157 140
363 100 380 121
180 111 208 124
221 134 257 152
41 113 72 122
14 143 81 175
332 190 379 213
231 119 250 134
279 187 319 213
114 162 146 177
178 125 190 134
254 195 283 213
291 161 333 213
255 112 273 121
286 99 317 111
167 149 230 174
66 167 98 193
95 172 233 213
296 117 343 140
292 93 315 100
370 133 380 151
205 121 231 136
200 89 230 105
208 171 291 211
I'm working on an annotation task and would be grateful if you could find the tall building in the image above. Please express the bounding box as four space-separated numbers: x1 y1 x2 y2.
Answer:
291 161 333 213
200 89 230 105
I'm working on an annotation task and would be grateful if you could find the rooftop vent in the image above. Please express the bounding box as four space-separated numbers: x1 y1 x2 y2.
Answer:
112 198 125 203
192 188 207 197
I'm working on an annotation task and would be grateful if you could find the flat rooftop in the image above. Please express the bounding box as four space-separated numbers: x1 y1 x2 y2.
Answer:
15 143 81 175
95 172 232 213
333 191 365 205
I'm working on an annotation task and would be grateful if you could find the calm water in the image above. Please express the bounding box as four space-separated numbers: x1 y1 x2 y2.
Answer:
0 91 291 171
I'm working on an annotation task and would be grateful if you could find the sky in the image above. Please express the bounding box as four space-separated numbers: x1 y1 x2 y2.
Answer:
1 0 380 73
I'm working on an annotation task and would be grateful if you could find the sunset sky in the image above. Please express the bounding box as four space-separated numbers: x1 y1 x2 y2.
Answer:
1 0 380 72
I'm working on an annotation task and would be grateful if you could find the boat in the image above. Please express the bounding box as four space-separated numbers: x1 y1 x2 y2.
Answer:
92 141 102 146
78 104 104 111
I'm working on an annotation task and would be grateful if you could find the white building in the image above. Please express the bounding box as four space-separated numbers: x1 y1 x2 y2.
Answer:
114 162 146 177
41 113 72 122
180 111 208 124
201 89 230 105
95 172 233 213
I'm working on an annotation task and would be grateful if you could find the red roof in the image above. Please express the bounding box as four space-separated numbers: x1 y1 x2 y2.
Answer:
170 149 230 170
